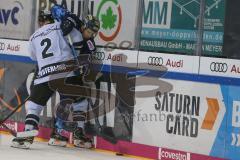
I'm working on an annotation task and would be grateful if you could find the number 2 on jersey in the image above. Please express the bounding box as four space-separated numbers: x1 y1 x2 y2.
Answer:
41 38 53 59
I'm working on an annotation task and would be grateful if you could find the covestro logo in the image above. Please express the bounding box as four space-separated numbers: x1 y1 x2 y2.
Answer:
159 148 191 160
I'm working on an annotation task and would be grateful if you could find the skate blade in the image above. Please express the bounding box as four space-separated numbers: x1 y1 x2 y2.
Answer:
48 138 67 147
11 141 31 149
17 130 38 138
74 140 93 149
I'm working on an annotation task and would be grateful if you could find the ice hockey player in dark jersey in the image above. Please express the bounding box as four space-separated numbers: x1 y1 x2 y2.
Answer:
48 13 100 148
11 9 100 149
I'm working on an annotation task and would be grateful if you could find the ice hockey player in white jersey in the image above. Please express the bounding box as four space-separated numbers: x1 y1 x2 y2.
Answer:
11 9 100 149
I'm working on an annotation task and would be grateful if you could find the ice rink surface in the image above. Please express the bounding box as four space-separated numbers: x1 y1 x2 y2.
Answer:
0 134 137 160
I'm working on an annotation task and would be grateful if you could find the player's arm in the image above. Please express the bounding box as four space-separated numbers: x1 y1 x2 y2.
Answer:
60 13 82 36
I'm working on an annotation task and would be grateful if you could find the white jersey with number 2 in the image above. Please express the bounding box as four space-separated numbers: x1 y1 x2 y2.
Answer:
29 21 83 85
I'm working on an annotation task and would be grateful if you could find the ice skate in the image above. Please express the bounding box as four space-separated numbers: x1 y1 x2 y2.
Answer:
48 130 69 147
11 136 34 149
73 128 93 149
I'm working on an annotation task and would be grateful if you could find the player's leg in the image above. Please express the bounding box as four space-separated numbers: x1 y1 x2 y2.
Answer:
11 81 54 149
49 97 93 148
48 76 93 148
65 76 93 148
48 75 84 147
48 118 69 147
48 97 71 147
72 98 93 149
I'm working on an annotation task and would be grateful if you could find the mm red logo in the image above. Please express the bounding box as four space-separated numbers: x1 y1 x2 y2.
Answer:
97 0 122 41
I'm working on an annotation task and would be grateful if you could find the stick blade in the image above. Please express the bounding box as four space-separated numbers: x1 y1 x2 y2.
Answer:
16 130 39 138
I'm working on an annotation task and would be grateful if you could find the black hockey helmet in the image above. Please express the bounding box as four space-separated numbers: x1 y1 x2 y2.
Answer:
38 10 54 23
82 15 100 35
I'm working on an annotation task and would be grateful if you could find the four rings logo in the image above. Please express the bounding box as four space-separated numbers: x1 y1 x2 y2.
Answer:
0 42 5 51
210 62 228 73
92 52 105 61
148 56 164 66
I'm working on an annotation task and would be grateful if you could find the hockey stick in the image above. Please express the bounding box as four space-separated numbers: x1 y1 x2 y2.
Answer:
49 1 82 70
67 34 81 67
50 0 84 69
0 122 37 139
86 78 117 144
87 98 117 144
0 96 30 125
1 123 17 137
0 96 30 136
0 67 38 137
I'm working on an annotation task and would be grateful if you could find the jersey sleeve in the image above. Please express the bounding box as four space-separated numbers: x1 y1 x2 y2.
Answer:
68 28 83 43
72 39 96 55
64 28 96 54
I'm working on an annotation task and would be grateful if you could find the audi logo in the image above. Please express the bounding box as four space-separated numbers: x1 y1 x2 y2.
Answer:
0 42 5 51
148 56 164 66
91 51 105 61
210 62 228 73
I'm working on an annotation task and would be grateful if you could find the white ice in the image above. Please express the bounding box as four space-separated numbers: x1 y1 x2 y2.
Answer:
0 134 137 160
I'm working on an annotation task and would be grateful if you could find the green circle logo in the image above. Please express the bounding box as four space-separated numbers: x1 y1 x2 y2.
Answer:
97 0 122 42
